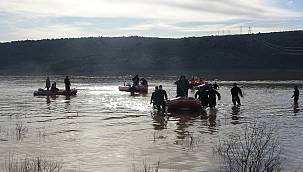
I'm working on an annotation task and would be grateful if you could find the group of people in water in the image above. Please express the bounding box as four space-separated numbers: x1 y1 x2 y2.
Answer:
150 85 168 112
132 75 148 86
45 76 71 92
150 75 300 112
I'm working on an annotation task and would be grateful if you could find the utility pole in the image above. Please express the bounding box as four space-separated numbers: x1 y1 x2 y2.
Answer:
248 26 252 34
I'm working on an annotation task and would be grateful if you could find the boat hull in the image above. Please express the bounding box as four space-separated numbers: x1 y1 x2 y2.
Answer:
33 89 77 96
167 97 201 112
118 85 148 93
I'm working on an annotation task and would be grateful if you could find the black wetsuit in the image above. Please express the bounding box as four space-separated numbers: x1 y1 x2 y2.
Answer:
231 86 243 105
152 89 167 112
64 78 71 91
151 90 159 105
132 76 139 86
293 89 299 103
140 79 148 86
175 79 190 97
46 78 51 91
213 83 219 90
195 90 209 107
50 84 59 92
208 89 221 108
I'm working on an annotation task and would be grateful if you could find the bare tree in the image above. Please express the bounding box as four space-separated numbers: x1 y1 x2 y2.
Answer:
214 122 282 172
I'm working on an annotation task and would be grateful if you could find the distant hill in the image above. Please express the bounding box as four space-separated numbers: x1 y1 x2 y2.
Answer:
1 31 303 80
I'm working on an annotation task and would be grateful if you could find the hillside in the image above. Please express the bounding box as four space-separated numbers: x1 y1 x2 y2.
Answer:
0 31 303 79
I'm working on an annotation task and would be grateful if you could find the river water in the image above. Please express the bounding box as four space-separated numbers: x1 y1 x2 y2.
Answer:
0 76 302 172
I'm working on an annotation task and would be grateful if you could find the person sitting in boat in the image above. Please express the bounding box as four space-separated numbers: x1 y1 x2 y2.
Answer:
45 77 51 91
50 82 59 92
140 78 148 86
157 85 168 113
175 76 190 97
64 76 71 92
208 86 221 108
150 86 159 106
195 86 209 107
132 75 140 86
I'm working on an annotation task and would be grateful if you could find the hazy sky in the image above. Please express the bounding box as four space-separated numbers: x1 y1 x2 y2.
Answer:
0 0 302 42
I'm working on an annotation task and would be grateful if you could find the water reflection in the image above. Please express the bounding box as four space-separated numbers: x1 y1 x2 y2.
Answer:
64 96 71 112
200 108 218 134
208 108 218 129
293 103 300 114
151 111 168 130
231 105 241 124
46 96 51 105
169 111 200 143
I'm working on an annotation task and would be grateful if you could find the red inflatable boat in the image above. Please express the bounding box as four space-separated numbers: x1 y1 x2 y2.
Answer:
167 97 201 111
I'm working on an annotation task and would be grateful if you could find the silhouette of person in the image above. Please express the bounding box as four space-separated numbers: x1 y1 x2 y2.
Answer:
175 76 190 97
64 76 71 91
132 75 140 86
45 77 51 91
151 86 159 106
50 82 59 92
140 78 148 86
292 85 299 103
213 82 219 90
208 86 221 108
231 83 243 106
156 85 168 113
195 86 209 107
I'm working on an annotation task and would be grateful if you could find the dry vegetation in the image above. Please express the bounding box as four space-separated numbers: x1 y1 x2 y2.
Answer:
214 122 282 172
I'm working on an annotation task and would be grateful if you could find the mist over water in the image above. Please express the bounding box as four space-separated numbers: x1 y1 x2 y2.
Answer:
0 76 302 172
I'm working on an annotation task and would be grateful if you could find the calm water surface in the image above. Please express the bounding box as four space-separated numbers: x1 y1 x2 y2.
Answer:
0 76 302 172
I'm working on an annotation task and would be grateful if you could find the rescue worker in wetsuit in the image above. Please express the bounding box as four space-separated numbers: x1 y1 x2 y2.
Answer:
132 75 140 86
175 76 190 97
292 85 299 103
195 86 209 107
64 76 71 91
150 86 159 106
140 78 148 86
213 82 219 90
156 85 168 112
50 82 59 92
208 86 221 108
46 77 51 91
231 83 243 106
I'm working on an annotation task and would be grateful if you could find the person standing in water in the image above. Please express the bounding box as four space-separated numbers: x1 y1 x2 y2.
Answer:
150 86 159 106
45 77 51 91
208 86 221 108
157 85 168 112
213 82 219 90
195 86 209 107
292 86 299 103
64 76 71 91
132 75 140 86
175 76 190 97
231 83 243 106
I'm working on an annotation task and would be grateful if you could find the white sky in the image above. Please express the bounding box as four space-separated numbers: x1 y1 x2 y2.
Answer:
0 0 302 42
